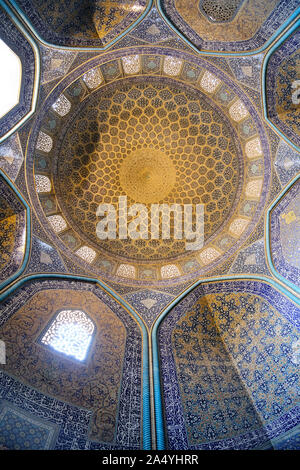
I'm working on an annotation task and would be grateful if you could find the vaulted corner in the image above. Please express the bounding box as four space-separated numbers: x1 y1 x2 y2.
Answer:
157 280 300 450
0 172 28 289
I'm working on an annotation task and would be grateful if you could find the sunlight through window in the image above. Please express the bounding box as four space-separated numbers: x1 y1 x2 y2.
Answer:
0 39 22 119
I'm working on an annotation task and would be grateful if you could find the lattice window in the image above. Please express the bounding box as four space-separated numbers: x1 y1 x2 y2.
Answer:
116 263 136 278
161 264 181 279
245 137 262 159
35 175 51 193
229 217 249 237
52 94 71 116
40 309 95 361
199 247 221 265
0 39 22 119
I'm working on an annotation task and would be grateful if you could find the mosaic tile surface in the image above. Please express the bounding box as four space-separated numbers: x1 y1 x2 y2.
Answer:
129 7 175 44
15 0 149 48
266 28 300 149
274 140 300 186
270 424 300 450
124 289 174 327
0 399 59 450
227 55 263 91
160 0 299 52
25 47 271 286
0 133 24 182
0 279 142 449
25 236 66 275
0 175 26 284
159 280 300 449
0 2 299 452
229 239 270 276
40 46 78 85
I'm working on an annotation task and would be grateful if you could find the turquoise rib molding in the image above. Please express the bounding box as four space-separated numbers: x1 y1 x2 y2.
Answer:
6 0 153 51
265 174 300 295
156 1 300 57
0 169 31 292
151 273 300 450
0 0 40 144
0 271 152 450
261 14 300 152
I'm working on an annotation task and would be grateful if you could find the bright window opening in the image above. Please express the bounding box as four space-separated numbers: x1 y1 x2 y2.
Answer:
40 309 95 361
0 39 22 119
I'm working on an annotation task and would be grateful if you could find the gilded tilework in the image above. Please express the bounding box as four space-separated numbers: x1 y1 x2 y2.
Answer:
0 400 59 450
266 29 300 149
0 1 299 453
0 133 24 182
159 281 300 449
55 79 240 260
199 0 244 23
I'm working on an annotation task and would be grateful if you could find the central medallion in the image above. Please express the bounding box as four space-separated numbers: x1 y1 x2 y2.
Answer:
119 149 177 204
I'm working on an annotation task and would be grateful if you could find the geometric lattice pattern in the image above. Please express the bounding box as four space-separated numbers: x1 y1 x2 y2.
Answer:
14 0 149 47
56 79 240 261
266 29 300 149
161 0 299 52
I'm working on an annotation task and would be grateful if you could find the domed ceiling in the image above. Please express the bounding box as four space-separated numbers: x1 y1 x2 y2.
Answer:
25 50 271 285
